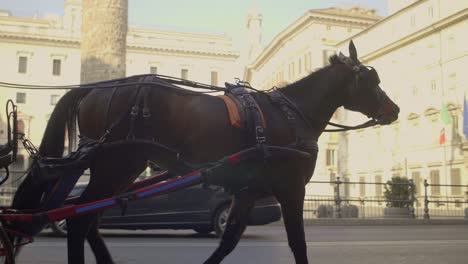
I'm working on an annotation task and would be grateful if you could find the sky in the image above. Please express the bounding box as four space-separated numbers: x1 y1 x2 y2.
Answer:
0 0 387 47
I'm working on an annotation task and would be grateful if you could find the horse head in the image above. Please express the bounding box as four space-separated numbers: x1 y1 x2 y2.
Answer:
338 40 400 125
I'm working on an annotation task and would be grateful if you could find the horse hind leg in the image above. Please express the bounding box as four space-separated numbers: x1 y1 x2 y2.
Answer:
66 214 97 264
87 214 114 264
204 190 256 264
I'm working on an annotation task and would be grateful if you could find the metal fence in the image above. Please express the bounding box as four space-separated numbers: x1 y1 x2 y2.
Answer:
304 177 468 219
1 170 467 219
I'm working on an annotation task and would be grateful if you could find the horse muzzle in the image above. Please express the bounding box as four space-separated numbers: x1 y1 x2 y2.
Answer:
377 98 400 125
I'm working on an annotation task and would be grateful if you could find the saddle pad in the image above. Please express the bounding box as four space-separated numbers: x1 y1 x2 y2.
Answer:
219 95 242 128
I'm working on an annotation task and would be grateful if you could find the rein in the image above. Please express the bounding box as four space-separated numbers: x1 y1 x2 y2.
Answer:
270 89 378 132
0 74 226 93
0 73 377 133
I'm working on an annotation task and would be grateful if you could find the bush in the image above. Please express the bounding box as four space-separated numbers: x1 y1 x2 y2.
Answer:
384 176 413 208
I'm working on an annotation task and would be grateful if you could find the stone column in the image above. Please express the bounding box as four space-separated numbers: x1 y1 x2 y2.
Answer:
80 0 128 83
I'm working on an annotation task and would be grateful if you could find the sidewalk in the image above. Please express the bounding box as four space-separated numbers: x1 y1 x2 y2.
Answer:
270 218 468 226
303 217 468 226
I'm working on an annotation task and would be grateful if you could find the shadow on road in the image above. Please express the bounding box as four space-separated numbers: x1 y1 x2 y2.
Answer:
38 230 262 239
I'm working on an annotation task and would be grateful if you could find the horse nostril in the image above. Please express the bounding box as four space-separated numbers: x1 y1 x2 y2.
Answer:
395 105 400 114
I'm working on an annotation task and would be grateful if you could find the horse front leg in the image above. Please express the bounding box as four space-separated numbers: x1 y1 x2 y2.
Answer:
204 190 256 264
87 214 114 264
275 183 308 264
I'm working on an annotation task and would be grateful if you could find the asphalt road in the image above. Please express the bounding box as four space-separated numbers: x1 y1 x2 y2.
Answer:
16 225 468 264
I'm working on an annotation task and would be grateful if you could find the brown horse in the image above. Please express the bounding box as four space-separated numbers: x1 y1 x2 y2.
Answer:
9 41 399 264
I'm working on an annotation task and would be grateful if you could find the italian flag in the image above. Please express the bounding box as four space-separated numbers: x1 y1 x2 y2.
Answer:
439 104 451 145
439 127 446 145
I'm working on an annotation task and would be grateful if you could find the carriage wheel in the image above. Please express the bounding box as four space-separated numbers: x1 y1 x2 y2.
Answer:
0 226 14 264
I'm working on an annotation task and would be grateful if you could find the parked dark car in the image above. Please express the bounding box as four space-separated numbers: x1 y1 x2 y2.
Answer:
50 181 281 237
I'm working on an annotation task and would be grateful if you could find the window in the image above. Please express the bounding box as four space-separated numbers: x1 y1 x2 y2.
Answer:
410 15 416 27
17 120 25 134
16 92 26 104
451 168 461 195
451 111 460 142
375 175 382 196
359 176 366 197
430 170 440 195
447 35 456 57
181 69 188 80
347 27 352 33
150 66 158 74
326 149 336 166
18 56 27 73
430 80 437 94
448 73 456 91
50 94 60 105
298 58 302 75
211 71 218 86
304 52 311 72
291 63 295 78
412 85 418 96
326 25 331 31
428 6 434 17
329 172 336 184
412 171 421 195
52 59 61 76
343 177 350 197
323 50 335 66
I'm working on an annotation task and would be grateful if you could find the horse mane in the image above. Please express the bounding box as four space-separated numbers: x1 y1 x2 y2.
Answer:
280 54 343 91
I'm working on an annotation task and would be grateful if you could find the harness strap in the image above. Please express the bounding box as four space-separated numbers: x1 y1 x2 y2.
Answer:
226 84 269 158
141 76 154 140
268 90 316 151
127 86 143 140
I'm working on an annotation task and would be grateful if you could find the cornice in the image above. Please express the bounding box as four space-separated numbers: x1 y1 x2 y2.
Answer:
126 45 239 59
0 33 80 47
129 27 230 41
312 9 381 22
336 0 426 47
0 16 52 25
0 33 239 58
360 9 468 63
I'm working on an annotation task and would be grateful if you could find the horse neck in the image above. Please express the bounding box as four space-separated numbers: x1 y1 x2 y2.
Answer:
280 64 349 139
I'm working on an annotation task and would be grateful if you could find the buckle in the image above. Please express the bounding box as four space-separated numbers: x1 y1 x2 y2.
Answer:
130 106 139 116
255 126 266 144
142 108 151 118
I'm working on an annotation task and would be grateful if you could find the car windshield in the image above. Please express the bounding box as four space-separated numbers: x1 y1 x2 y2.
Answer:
69 185 86 197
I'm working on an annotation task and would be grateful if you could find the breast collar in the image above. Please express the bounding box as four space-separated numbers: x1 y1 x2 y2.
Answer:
267 90 319 154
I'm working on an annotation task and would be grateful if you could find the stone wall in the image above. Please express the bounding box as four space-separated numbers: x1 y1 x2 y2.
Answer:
81 0 128 83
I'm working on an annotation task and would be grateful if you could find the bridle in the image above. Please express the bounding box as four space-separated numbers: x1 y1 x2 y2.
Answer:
270 53 392 133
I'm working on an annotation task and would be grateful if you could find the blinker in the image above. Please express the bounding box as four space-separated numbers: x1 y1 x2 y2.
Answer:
359 67 380 86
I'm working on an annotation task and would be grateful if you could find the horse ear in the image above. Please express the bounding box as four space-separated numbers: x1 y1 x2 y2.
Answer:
349 40 358 62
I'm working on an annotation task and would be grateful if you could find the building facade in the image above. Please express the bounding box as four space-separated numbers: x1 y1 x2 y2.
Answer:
244 1 468 207
335 0 468 204
0 0 240 191
244 7 381 196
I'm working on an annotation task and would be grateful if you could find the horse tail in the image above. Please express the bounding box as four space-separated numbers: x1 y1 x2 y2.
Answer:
9 88 91 237
38 88 91 157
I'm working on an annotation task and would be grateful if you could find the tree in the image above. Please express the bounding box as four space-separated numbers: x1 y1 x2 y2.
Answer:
384 176 413 208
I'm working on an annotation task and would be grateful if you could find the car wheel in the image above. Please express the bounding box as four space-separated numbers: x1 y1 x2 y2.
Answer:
50 220 67 237
214 205 230 237
193 227 213 235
